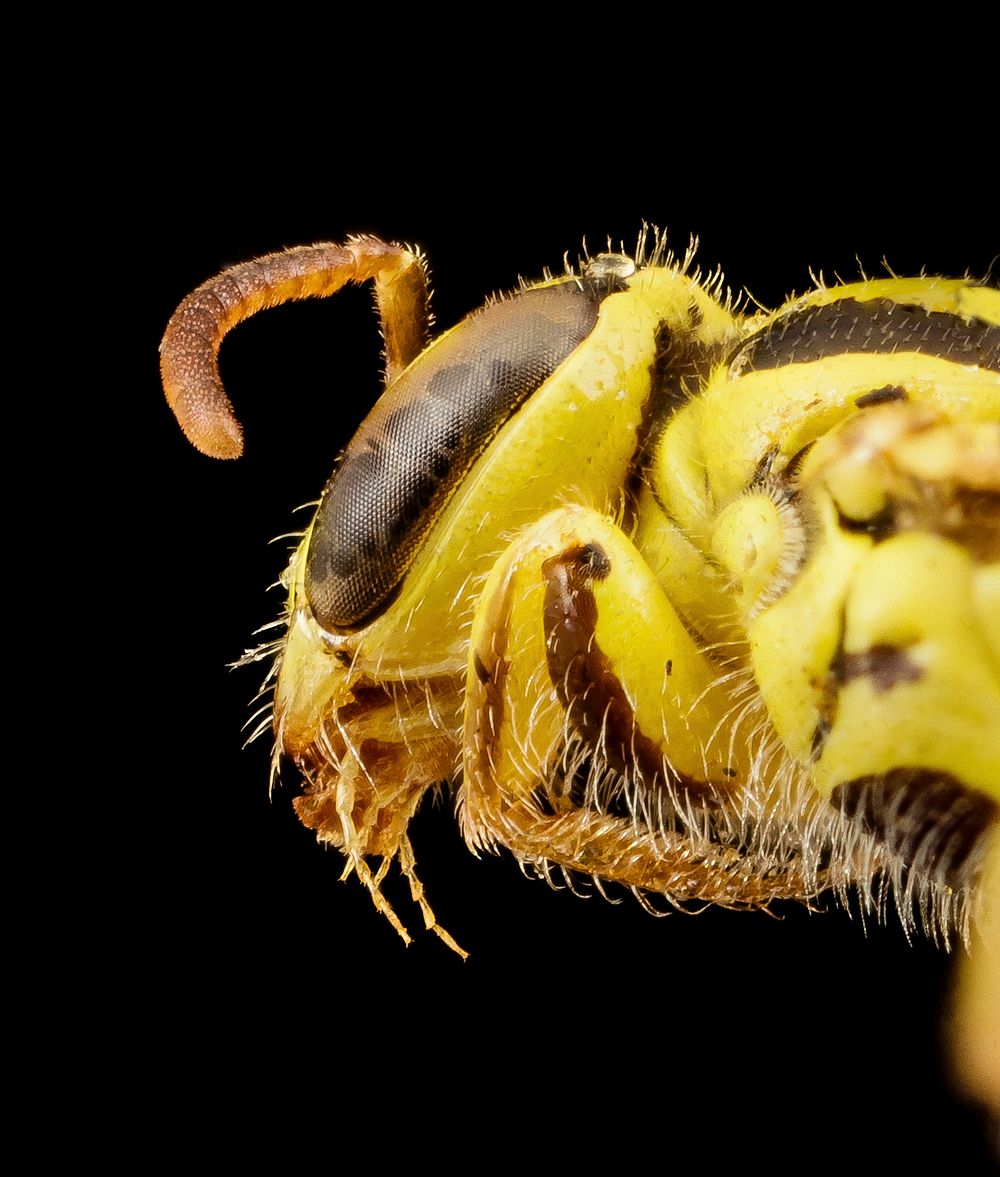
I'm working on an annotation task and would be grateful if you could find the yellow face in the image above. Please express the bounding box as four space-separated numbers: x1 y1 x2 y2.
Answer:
160 232 999 1003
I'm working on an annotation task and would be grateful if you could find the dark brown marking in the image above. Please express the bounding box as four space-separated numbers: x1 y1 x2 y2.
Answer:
643 314 733 466
836 488 1000 559
622 320 678 531
472 650 490 685
812 608 847 759
476 641 510 763
730 299 1000 374
831 769 998 885
831 643 924 693
574 542 611 579
474 646 509 773
836 504 898 542
782 441 816 484
810 713 833 762
815 641 924 761
469 568 516 791
750 447 779 488
542 545 711 797
854 385 909 408
647 321 684 413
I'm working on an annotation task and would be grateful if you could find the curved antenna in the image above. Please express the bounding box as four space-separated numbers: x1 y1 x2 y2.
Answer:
160 236 430 458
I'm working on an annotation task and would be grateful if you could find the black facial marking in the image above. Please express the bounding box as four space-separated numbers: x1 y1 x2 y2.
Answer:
836 486 999 558
647 312 728 419
750 447 779 488
623 319 686 532
473 650 490 685
836 504 898 542
813 608 847 758
854 385 909 408
782 441 816 485
810 713 833 761
831 644 924 693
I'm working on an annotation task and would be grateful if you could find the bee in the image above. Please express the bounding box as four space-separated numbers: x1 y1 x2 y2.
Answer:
161 230 998 1066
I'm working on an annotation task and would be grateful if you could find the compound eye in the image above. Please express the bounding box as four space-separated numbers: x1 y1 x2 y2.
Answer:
305 273 627 632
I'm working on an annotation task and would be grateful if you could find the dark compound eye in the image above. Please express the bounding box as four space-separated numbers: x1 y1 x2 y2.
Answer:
305 275 625 631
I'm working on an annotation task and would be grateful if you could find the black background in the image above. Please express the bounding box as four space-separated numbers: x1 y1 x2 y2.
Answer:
112 83 999 1168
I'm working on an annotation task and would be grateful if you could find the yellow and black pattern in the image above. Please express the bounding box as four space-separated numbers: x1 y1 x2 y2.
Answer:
160 232 999 963
644 274 999 941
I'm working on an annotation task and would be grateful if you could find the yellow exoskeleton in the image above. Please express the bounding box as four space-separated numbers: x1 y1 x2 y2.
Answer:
161 230 998 1110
